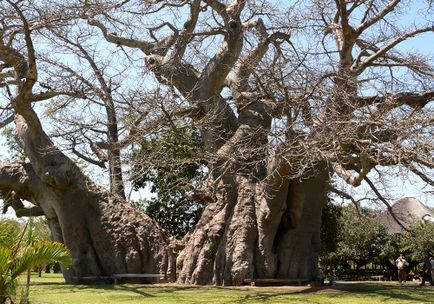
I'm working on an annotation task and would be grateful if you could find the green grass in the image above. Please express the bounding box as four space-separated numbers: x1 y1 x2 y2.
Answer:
21 273 434 304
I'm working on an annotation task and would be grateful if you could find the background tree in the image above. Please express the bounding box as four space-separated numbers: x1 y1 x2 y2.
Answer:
131 127 206 238
333 205 394 269
399 221 434 262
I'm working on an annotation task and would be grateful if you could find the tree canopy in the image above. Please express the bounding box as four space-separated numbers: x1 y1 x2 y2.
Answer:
0 0 433 285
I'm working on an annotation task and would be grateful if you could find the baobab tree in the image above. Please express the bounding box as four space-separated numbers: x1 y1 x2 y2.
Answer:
1 0 433 286
81 0 433 285
0 0 175 283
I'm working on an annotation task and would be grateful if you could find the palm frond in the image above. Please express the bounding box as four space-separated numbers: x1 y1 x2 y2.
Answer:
11 241 71 279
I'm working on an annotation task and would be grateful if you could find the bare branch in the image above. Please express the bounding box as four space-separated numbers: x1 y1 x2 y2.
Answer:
364 176 409 232
0 114 14 129
356 0 401 33
332 155 371 187
328 184 361 215
354 91 434 109
354 26 434 72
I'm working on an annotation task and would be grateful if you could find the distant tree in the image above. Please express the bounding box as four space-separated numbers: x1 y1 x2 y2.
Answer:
399 222 434 262
131 128 206 238
320 201 343 269
321 205 397 270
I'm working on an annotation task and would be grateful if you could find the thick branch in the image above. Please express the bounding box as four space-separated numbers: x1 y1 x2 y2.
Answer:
171 0 201 62
87 18 155 54
227 18 290 96
29 91 86 102
354 91 434 109
356 0 401 33
0 162 40 198
0 114 14 129
332 156 371 187
199 1 246 95
328 184 361 215
354 26 434 72
6 0 38 90
406 164 434 187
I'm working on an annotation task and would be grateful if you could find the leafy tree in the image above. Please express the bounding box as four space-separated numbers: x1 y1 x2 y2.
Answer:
399 222 434 262
321 205 397 270
320 201 343 269
0 220 71 304
132 128 206 238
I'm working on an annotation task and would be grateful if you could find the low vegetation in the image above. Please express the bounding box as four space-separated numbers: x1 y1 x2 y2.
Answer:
0 220 71 304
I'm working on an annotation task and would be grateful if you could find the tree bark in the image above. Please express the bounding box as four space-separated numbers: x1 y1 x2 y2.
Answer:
0 114 175 283
176 168 329 285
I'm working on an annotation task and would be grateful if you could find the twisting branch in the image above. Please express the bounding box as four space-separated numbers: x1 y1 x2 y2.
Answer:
356 0 401 33
332 155 371 187
328 184 361 216
86 18 156 54
354 26 434 72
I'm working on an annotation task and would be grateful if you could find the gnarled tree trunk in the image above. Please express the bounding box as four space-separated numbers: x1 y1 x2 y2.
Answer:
1 113 175 283
177 168 329 285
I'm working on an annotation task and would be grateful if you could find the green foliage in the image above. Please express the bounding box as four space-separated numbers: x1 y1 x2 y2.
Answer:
0 220 71 304
337 206 392 265
320 204 397 270
131 128 206 238
399 222 434 262
320 202 343 255
320 203 434 272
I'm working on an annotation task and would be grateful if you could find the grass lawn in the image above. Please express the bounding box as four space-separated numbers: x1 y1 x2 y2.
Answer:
21 273 434 304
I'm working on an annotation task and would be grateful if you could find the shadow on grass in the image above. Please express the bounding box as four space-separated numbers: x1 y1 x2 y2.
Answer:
69 283 202 298
237 283 434 304
209 282 434 304
28 277 434 304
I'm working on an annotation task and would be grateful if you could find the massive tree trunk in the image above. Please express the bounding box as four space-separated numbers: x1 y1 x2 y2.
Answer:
0 113 175 283
177 168 329 285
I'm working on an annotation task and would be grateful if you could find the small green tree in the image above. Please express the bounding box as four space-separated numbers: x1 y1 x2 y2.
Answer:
399 222 434 263
320 201 343 270
0 220 71 304
321 204 396 270
131 128 206 238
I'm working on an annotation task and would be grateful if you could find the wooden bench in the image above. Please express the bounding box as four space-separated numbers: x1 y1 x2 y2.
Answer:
72 276 114 284
370 275 384 281
113 273 164 284
244 278 308 286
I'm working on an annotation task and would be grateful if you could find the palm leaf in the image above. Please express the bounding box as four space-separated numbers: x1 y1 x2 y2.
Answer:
11 241 71 279
0 222 20 248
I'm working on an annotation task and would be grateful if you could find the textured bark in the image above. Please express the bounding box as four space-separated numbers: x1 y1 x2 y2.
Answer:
0 114 175 283
177 168 329 285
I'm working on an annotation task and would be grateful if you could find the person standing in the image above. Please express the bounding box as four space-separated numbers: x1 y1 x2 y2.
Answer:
395 254 407 284
430 256 434 285
420 256 433 286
